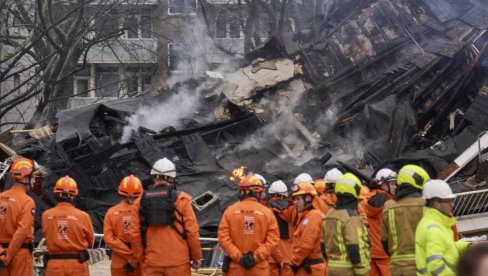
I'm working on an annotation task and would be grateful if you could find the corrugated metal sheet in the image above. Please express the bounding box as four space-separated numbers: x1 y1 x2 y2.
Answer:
464 92 488 132
422 37 465 58
422 0 461 23
460 5 488 30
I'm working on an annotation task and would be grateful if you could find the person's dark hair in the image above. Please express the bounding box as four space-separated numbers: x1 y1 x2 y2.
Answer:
426 198 439 207
457 242 488 276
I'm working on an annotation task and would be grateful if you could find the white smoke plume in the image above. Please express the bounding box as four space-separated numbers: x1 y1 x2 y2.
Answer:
120 18 240 143
120 87 202 143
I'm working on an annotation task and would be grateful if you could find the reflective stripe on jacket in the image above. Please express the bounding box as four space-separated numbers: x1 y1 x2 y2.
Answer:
381 196 424 266
322 208 370 275
415 207 468 276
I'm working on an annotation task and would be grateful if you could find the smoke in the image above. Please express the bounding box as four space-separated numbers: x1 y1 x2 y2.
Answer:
166 20 241 87
120 87 202 143
121 18 241 143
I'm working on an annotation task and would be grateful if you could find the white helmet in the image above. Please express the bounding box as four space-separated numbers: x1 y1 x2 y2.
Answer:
375 168 397 182
254 174 267 186
423 179 456 200
294 173 313 184
150 158 176 178
324 168 343 183
268 180 288 196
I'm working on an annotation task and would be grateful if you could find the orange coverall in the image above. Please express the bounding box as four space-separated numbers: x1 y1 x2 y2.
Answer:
360 189 393 276
0 185 35 276
129 191 202 275
42 202 94 276
218 197 280 276
268 201 295 276
104 200 142 276
316 193 336 215
291 208 326 276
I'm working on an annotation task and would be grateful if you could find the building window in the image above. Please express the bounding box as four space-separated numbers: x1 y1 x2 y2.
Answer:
168 43 192 71
125 66 152 96
216 18 241 38
126 13 152 38
96 67 119 98
169 0 196 15
95 12 120 37
74 77 91 97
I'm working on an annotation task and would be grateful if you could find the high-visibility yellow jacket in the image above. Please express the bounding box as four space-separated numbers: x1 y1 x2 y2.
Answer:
322 208 370 275
415 207 469 276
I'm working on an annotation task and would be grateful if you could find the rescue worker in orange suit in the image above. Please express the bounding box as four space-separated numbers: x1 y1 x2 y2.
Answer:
129 157 202 276
218 173 280 276
313 179 335 215
267 180 294 276
360 169 397 276
42 176 94 276
290 182 326 276
322 173 370 276
381 164 430 276
0 158 39 276
104 175 144 276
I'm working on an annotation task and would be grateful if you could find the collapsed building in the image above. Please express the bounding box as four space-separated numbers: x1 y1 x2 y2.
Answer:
1 0 488 239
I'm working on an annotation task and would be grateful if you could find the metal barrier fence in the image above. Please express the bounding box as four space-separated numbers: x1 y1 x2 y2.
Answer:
454 188 488 217
34 235 224 275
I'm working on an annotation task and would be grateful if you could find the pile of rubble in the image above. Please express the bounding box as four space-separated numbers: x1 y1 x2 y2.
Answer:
1 0 488 238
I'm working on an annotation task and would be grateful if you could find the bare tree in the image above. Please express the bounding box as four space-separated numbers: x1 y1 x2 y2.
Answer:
0 0 167 126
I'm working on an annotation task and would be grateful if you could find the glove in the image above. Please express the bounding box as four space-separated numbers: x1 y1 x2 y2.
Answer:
123 263 135 272
368 193 388 208
239 252 255 269
291 265 299 273
222 255 230 273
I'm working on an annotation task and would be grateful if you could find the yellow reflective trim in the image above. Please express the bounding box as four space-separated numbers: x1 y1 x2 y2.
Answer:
328 260 353 268
357 226 367 266
390 254 416 261
354 266 370 275
388 208 398 257
336 221 347 262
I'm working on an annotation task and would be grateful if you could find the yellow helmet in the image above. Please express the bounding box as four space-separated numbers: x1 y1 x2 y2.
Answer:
397 164 430 190
334 173 362 198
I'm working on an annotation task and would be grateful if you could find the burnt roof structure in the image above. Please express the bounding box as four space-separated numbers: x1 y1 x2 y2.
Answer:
2 0 488 238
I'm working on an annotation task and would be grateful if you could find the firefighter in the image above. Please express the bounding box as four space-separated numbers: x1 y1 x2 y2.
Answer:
267 180 294 276
0 158 39 276
129 157 202 275
104 175 144 276
218 173 280 276
322 173 370 276
290 182 326 276
381 164 430 276
323 168 369 227
415 179 468 276
360 168 397 276
42 176 94 276
313 179 335 215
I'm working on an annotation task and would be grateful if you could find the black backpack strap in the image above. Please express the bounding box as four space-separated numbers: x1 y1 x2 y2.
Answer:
171 191 187 240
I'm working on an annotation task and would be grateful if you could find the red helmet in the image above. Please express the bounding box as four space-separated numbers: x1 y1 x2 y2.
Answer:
53 176 78 196
10 158 37 180
118 175 143 197
238 174 264 193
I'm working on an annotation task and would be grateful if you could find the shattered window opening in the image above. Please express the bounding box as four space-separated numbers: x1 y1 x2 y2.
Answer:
168 0 196 15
